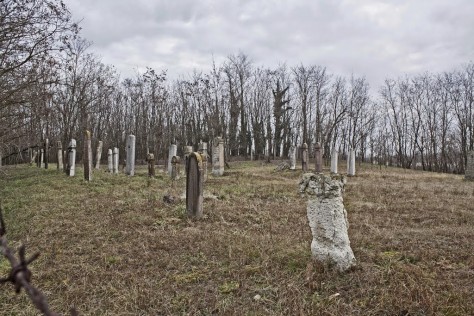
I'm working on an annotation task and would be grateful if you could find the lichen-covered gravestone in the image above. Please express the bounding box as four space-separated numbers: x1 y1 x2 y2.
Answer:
186 152 203 218
466 151 474 180
299 173 356 271
171 156 181 180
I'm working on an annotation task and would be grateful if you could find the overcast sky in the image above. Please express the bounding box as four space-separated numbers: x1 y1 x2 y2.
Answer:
63 0 474 89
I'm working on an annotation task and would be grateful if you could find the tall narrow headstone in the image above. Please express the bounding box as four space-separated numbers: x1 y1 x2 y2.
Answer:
186 152 203 218
95 141 103 169
44 138 49 169
289 145 296 170
113 147 119 174
347 148 356 176
56 141 63 170
315 142 322 173
171 156 181 180
198 142 208 181
147 153 155 177
107 149 113 172
212 137 225 176
168 144 177 176
125 135 136 176
67 139 76 177
465 150 474 180
302 143 309 172
184 146 193 172
84 130 92 181
331 147 338 174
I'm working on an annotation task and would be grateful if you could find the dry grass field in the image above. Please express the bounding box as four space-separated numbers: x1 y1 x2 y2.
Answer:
0 161 473 315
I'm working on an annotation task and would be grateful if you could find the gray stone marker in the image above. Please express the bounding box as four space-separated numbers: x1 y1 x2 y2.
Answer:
84 130 92 181
289 145 296 170
44 138 49 169
67 139 76 176
466 150 474 180
147 153 155 177
299 173 356 271
186 152 203 218
113 147 119 174
301 143 309 172
171 156 181 180
331 147 338 174
347 148 355 176
95 141 103 169
168 144 177 176
315 142 322 173
57 141 63 170
198 142 208 181
125 135 136 176
212 136 224 176
107 149 113 172
184 145 193 172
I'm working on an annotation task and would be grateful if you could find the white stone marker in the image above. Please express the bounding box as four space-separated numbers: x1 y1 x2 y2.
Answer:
57 141 63 170
113 147 119 174
299 173 356 271
289 145 296 170
212 137 225 176
168 144 177 176
331 147 338 174
95 141 103 169
125 135 136 176
107 149 113 172
68 139 76 176
347 148 355 176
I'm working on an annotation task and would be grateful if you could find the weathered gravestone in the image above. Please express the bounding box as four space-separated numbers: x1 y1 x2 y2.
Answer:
331 147 338 174
347 148 355 176
95 141 103 169
184 146 193 172
125 135 135 176
466 150 474 180
212 137 224 176
315 142 322 173
186 152 203 218
299 173 356 271
67 139 76 176
301 143 309 172
84 130 92 181
198 142 208 181
289 145 296 170
57 141 63 170
147 153 155 177
113 147 119 174
168 144 177 176
171 156 181 180
107 149 113 172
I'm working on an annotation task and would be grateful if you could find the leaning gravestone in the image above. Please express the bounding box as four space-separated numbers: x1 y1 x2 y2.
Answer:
84 130 92 181
299 173 356 271
67 139 76 176
168 144 177 176
331 147 338 174
347 148 355 176
113 147 119 174
107 149 113 172
212 137 224 176
186 152 203 218
125 135 135 176
301 143 309 172
95 141 103 169
57 141 63 170
289 145 296 170
466 150 474 180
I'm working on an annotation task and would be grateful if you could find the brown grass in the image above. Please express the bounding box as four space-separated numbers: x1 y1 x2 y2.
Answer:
0 161 473 315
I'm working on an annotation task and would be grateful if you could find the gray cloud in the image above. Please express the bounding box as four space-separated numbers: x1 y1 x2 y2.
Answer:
63 0 474 89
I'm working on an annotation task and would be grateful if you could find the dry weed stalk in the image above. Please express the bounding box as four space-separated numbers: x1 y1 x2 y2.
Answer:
0 205 78 316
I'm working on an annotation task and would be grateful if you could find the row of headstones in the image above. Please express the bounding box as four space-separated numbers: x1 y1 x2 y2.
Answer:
289 142 356 176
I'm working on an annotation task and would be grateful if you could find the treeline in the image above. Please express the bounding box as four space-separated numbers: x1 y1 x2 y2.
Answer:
1 0 473 173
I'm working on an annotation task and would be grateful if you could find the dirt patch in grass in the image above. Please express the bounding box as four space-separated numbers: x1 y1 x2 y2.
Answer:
0 162 473 315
